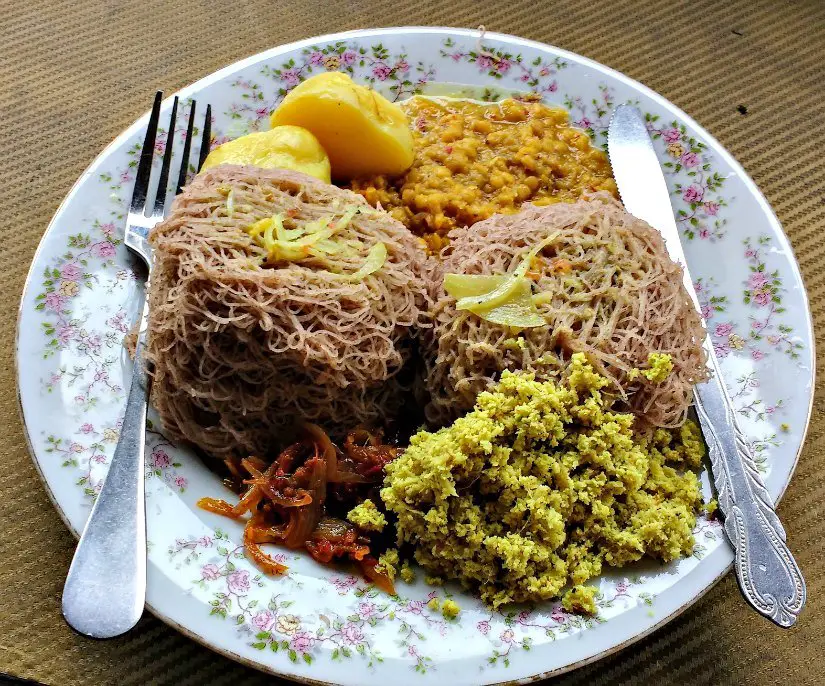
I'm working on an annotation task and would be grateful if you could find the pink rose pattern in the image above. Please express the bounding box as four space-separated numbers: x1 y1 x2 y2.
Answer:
642 117 729 241
280 68 300 87
60 263 83 281
92 241 117 258
290 631 316 653
36 216 126 439
46 418 186 502
371 64 392 80
682 184 704 203
145 434 186 492
662 127 681 142
699 238 799 368
43 292 66 312
341 623 364 645
233 578 451 670
693 241 795 435
227 570 250 595
252 610 276 631
477 600 615 667
33 36 805 675
441 37 565 97
357 602 378 620
681 151 700 167
201 563 220 581
151 448 171 468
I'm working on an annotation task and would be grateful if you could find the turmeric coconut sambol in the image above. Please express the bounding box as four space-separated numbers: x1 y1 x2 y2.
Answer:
145 71 710 615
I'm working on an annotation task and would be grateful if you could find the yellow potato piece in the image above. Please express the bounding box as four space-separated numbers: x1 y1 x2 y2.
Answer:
201 125 331 183
270 72 414 180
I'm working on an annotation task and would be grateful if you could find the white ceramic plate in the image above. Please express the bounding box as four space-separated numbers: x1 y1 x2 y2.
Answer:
17 27 814 685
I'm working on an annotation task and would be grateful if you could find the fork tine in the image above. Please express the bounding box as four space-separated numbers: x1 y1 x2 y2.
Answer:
130 91 163 213
175 100 196 195
152 96 179 216
197 104 212 172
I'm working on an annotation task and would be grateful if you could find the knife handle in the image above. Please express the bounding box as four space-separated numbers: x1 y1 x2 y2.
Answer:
694 356 806 627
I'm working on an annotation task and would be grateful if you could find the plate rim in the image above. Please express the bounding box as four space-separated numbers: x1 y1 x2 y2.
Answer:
15 25 816 684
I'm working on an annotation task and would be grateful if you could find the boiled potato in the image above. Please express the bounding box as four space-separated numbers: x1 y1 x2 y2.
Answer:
201 125 331 183
270 72 414 180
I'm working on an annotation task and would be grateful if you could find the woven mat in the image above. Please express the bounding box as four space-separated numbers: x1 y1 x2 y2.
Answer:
2 0 824 683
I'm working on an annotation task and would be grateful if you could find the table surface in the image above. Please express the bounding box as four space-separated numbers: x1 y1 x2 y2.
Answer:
2 0 824 684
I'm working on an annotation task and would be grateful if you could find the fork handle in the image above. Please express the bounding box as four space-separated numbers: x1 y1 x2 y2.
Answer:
62 296 150 638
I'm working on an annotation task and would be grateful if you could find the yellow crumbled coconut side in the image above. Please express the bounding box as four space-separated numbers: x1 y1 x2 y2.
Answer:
346 499 387 532
380 352 705 609
427 597 440 612
628 353 674 383
441 599 461 620
643 353 674 382
425 575 444 586
375 549 399 581
400 560 416 584
705 499 718 518
561 585 598 615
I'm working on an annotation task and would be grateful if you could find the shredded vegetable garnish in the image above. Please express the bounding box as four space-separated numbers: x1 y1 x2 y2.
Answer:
244 206 387 278
445 274 543 328
226 188 235 217
338 241 388 282
245 206 358 263
197 424 400 592
443 233 559 329
442 274 506 300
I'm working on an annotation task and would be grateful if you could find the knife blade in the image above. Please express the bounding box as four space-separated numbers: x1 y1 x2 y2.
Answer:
607 104 805 628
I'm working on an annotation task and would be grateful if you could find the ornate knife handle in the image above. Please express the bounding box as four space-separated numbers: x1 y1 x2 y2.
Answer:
694 352 806 627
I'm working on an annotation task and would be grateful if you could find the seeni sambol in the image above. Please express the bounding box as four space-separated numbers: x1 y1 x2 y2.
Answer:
198 425 400 593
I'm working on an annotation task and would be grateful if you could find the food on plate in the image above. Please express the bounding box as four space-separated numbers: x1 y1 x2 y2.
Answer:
423 595 462 618
145 164 430 458
441 232 559 329
421 193 708 427
629 352 674 383
346 498 387 532
441 599 461 619
202 357 706 612
153 78 712 615
350 96 617 251
198 424 400 592
380 355 706 609
200 125 331 182
562 585 598 614
270 72 414 179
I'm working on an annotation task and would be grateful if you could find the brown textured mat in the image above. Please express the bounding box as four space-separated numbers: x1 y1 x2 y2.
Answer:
1 0 824 684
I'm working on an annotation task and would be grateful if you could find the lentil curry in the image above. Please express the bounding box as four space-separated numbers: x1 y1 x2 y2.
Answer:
350 96 618 252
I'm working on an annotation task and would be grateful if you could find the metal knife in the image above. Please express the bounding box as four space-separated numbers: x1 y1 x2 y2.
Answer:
607 104 806 628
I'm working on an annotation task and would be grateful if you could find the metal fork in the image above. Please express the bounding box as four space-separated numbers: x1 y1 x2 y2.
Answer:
62 91 212 638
